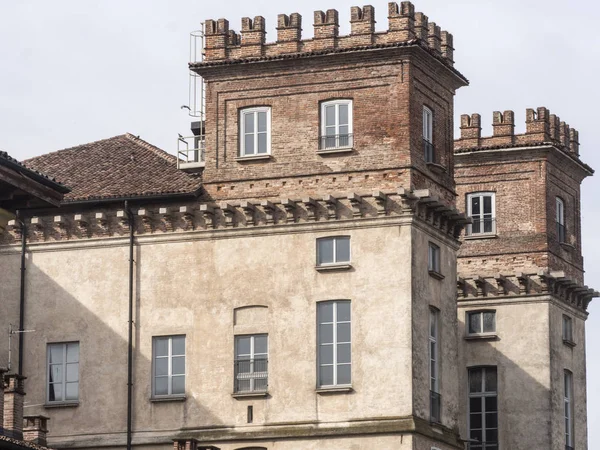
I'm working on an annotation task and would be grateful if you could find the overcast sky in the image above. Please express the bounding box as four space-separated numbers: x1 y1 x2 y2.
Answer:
2 0 599 445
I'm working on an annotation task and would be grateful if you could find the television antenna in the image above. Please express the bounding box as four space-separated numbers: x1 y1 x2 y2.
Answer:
7 324 35 372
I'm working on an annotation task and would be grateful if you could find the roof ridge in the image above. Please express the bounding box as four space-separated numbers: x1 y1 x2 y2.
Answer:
23 134 131 164
124 133 177 165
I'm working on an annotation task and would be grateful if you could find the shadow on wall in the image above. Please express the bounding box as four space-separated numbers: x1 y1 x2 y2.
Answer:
18 244 223 447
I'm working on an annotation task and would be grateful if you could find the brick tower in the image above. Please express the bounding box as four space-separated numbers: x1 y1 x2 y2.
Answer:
454 108 597 449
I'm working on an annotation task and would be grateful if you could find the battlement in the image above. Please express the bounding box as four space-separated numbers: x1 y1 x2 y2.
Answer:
202 2 454 66
456 107 581 157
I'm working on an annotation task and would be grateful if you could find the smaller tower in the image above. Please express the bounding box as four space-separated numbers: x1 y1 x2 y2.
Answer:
454 108 597 450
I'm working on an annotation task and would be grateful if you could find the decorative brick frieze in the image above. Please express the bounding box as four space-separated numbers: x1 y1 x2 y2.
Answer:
457 271 598 312
0 188 469 245
200 2 455 67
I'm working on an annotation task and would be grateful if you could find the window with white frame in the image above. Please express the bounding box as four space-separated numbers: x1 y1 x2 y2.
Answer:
153 335 185 397
234 334 268 393
563 315 574 344
320 100 353 150
468 367 498 450
565 370 574 449
428 242 441 274
556 197 566 243
47 342 79 403
240 107 271 157
423 106 434 162
467 192 495 235
317 236 351 267
317 300 351 387
429 308 441 423
467 311 496 336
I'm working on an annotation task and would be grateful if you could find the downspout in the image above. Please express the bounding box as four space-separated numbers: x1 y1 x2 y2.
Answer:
125 202 134 450
17 213 27 376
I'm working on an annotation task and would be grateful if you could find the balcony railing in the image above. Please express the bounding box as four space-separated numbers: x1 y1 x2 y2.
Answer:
423 139 435 163
467 443 498 450
557 222 566 243
466 218 496 236
430 390 441 423
234 358 268 393
177 135 206 169
319 134 353 151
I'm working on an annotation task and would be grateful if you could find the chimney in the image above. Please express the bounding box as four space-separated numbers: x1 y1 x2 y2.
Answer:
23 416 49 447
3 374 26 440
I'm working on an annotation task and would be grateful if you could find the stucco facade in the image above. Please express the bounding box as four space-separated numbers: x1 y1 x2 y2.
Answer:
0 2 596 450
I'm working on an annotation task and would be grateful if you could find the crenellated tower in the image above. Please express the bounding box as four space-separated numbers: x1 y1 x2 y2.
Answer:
454 108 596 450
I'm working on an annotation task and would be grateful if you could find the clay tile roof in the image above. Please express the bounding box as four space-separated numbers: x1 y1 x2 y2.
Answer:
23 134 202 203
0 151 69 193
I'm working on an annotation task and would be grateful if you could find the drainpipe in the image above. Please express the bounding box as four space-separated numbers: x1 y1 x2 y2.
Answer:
17 213 27 376
125 202 134 450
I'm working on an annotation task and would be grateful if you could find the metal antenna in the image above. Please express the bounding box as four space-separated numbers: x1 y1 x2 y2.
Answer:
7 324 35 372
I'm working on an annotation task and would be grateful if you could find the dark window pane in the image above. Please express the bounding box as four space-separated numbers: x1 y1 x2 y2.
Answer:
337 343 351 364
155 338 168 357
50 383 62 401
335 237 350 262
337 301 351 322
257 112 267 132
339 104 348 125
154 377 168 395
483 312 495 333
155 358 168 376
244 112 254 133
319 324 333 343
469 369 483 393
236 336 251 357
471 197 480 215
319 365 334 386
486 412 498 428
485 368 497 392
318 239 334 265
470 430 482 442
172 336 185 355
337 322 351 343
469 313 481 334
172 356 185 375
318 302 334 323
470 413 482 429
470 397 482 413
485 396 498 412
319 344 334 365
325 105 335 127
483 196 492 214
172 375 185 395
486 429 498 442
254 335 268 355
244 134 254 154
257 133 267 154
337 364 351 385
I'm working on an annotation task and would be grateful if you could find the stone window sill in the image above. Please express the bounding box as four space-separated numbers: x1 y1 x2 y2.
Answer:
316 263 352 272
235 154 272 162
426 162 447 174
232 391 269 399
429 270 445 280
316 147 354 155
316 386 353 395
150 396 187 403
563 339 577 348
560 242 576 251
464 334 498 341
464 234 498 240
44 401 79 409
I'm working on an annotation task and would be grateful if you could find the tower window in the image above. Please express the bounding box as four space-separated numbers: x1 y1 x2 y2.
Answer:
240 107 271 157
468 367 498 450
317 300 351 387
466 192 496 235
320 100 353 150
556 197 566 243
423 106 434 163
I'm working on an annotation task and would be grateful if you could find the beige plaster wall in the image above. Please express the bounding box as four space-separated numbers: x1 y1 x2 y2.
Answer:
0 250 25 370
458 299 553 449
0 218 458 447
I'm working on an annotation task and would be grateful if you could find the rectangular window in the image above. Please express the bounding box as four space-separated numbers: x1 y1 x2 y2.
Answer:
153 335 185 397
467 311 496 336
240 107 271 157
234 334 268 393
430 308 441 423
428 242 441 274
565 370 573 449
317 236 351 266
320 100 353 149
556 197 566 243
467 192 495 235
47 342 79 403
563 315 574 344
317 301 351 387
468 367 498 450
423 106 434 162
